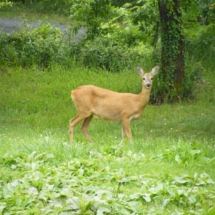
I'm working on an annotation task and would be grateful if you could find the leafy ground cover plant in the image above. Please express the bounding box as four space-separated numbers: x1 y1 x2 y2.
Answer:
0 148 215 214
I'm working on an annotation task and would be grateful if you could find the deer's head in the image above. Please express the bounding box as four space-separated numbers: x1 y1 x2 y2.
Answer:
137 66 159 89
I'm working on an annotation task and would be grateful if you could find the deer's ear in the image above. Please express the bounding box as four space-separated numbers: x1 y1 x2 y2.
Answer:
151 66 159 75
137 66 145 76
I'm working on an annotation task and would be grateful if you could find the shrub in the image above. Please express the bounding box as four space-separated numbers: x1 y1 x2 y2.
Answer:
69 36 153 72
0 24 69 68
186 23 215 68
0 22 153 71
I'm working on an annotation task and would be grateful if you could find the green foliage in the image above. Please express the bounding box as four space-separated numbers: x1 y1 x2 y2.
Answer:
111 0 134 7
156 140 202 165
101 7 144 47
186 23 215 68
69 0 159 54
1 0 215 102
35 0 73 15
130 0 159 45
197 0 215 23
71 0 113 38
71 37 153 71
0 147 214 214
0 14 154 71
0 1 13 9
6 0 73 15
0 24 70 68
0 66 215 213
68 0 159 71
71 0 159 45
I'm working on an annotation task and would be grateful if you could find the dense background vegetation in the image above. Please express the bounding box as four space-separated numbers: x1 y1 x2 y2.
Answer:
0 0 215 214
1 0 214 101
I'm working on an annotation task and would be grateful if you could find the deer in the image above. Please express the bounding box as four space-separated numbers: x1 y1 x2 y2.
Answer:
69 66 159 143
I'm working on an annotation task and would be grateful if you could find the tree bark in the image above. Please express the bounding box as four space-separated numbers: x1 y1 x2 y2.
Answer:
158 0 185 101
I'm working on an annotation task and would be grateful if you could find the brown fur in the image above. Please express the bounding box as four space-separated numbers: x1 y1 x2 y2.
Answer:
69 66 159 143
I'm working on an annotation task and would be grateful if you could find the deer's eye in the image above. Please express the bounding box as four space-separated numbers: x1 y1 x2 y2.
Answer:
143 78 145 80
151 78 153 80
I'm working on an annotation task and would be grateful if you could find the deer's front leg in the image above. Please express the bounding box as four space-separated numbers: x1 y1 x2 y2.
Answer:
121 118 133 142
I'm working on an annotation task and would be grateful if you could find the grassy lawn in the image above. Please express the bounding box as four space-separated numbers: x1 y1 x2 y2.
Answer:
0 66 215 214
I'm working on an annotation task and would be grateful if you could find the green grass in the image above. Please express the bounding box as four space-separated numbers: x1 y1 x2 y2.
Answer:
0 66 215 214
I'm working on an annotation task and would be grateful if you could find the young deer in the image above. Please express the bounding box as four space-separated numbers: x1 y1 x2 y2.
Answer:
69 66 159 143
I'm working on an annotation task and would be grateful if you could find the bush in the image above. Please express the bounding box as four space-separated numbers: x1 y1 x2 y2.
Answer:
0 24 69 68
0 22 154 71
69 36 154 72
186 23 215 68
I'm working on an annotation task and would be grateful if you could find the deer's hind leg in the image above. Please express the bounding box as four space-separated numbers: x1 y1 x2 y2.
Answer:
81 115 93 142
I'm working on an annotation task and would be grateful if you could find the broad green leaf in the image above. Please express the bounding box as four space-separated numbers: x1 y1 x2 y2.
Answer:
142 194 151 202
0 202 6 212
96 204 111 215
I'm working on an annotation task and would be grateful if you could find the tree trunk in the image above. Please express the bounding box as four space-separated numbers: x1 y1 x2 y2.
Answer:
158 0 185 102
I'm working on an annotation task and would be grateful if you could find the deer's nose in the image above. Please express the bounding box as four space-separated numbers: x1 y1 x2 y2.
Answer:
146 83 151 88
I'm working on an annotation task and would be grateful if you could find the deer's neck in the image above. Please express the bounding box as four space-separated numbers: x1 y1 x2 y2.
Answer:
140 87 151 97
139 88 151 105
